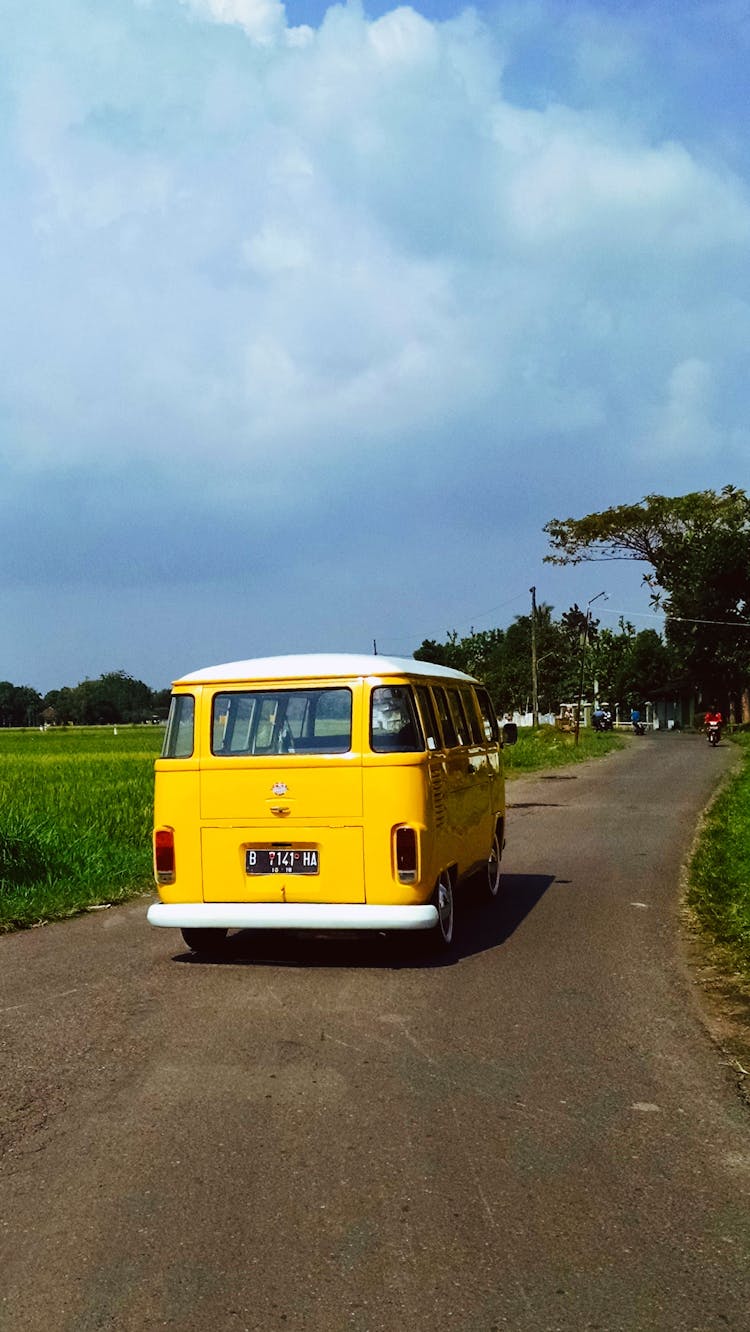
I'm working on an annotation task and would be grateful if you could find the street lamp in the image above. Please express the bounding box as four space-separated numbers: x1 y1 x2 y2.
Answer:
533 649 557 720
575 591 608 746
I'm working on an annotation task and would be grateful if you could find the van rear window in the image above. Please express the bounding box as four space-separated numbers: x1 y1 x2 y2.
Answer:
212 688 352 756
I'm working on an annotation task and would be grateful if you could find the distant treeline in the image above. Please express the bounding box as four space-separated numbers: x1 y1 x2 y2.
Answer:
0 672 170 727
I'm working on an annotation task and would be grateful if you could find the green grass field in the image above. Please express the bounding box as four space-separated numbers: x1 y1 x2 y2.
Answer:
0 726 163 931
687 730 750 975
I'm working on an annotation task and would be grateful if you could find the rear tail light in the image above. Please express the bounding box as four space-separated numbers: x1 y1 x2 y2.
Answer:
395 826 418 883
154 828 175 885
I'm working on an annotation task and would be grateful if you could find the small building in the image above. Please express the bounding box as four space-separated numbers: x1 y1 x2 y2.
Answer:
649 680 696 731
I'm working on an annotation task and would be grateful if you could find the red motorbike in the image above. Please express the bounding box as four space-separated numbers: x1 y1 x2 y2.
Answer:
707 720 722 746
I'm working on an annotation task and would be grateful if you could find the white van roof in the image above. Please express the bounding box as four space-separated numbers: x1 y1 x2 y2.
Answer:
174 653 478 686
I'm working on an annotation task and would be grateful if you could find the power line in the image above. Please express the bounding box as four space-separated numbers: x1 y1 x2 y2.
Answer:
668 615 750 629
599 607 750 630
598 607 664 624
380 598 750 660
458 590 530 628
375 589 530 659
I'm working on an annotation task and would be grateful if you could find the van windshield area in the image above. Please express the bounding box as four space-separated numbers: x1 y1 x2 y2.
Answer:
212 688 352 756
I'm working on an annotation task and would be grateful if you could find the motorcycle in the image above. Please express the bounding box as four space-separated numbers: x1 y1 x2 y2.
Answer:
707 721 722 746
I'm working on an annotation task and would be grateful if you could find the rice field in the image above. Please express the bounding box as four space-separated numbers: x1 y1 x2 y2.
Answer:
0 726 163 932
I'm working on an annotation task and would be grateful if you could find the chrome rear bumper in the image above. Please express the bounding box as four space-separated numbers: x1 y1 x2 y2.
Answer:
147 901 438 932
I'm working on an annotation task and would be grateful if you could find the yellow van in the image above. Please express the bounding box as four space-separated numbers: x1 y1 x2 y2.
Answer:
147 654 517 953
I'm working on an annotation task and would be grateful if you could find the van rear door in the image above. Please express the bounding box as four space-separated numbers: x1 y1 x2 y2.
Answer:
199 682 365 905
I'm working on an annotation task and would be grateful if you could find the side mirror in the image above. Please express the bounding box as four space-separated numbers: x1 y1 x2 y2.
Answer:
502 722 518 747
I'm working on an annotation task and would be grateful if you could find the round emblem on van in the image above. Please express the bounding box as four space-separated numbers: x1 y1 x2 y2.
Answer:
271 782 288 796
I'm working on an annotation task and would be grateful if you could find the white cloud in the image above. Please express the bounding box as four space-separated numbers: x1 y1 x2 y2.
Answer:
367 7 439 64
1 0 749 496
3 0 750 685
649 359 720 461
181 0 312 46
242 224 311 274
494 105 750 253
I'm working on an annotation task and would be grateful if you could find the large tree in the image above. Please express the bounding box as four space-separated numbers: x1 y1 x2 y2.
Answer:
42 672 159 725
543 487 750 713
0 682 43 727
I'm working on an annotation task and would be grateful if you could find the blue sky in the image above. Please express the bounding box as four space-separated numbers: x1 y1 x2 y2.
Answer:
2 0 749 691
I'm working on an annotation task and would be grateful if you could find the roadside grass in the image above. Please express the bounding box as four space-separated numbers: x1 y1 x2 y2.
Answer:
0 727 162 932
687 731 750 975
504 723 626 777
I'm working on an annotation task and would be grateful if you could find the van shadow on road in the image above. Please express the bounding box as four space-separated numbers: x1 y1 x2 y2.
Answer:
171 872 555 971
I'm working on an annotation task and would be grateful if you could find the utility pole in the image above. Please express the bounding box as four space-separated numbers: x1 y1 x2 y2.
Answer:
575 591 607 746
530 586 539 728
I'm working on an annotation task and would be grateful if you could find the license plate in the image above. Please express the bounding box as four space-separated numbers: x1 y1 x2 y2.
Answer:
246 848 319 875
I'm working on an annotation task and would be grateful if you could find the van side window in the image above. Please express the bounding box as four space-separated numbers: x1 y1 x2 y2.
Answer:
370 686 424 753
433 687 458 748
461 688 484 744
212 688 352 755
162 694 195 758
447 688 470 745
414 686 440 751
475 688 499 742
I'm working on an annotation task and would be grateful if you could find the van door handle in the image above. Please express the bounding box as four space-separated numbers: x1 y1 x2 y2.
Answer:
271 806 291 816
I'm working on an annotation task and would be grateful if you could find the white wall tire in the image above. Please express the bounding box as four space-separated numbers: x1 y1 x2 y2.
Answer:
435 872 455 946
487 830 502 898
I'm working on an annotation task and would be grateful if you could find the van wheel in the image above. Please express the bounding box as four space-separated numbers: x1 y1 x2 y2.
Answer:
487 830 502 898
181 928 228 955
434 872 455 947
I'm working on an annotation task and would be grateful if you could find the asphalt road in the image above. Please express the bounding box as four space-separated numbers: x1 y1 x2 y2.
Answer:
1 733 749 1332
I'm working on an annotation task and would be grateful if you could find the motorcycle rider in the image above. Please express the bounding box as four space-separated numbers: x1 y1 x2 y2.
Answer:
704 704 723 745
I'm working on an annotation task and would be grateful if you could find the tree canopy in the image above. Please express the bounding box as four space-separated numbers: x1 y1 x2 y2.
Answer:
543 487 750 573
544 487 750 706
